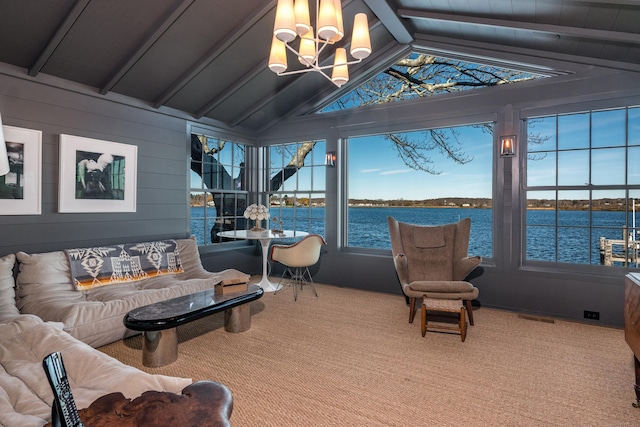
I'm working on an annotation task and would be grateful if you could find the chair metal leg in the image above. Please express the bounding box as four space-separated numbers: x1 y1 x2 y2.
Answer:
303 267 318 298
274 267 318 301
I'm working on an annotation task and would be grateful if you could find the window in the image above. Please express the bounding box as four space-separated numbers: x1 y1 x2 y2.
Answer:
525 106 640 267
346 124 493 259
321 52 548 113
268 140 326 236
190 134 248 245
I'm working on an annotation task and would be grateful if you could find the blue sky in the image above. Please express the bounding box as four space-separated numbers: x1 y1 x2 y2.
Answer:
348 125 493 200
527 108 640 197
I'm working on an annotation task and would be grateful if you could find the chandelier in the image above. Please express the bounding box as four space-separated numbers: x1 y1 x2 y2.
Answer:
268 0 372 87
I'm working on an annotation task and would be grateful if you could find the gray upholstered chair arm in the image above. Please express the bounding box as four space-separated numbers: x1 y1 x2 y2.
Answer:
392 253 410 286
453 256 482 280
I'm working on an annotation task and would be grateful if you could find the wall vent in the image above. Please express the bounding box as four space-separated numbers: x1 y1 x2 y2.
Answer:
517 314 555 324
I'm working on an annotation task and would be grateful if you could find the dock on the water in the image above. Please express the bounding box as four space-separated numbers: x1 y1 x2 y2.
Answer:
600 236 640 267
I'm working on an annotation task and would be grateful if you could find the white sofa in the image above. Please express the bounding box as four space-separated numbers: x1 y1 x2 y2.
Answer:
0 239 244 427
0 253 193 427
0 314 192 427
13 238 250 348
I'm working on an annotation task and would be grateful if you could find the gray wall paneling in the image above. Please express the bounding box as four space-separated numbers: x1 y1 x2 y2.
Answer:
0 73 188 255
0 72 257 275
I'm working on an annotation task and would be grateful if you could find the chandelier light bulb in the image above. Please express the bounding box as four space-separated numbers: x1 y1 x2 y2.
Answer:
350 13 371 60
331 48 349 87
328 0 344 43
298 27 316 66
268 36 288 74
317 0 339 40
274 0 297 43
294 0 311 36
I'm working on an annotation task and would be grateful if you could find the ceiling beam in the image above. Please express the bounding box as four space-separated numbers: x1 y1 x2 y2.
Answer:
28 0 91 77
195 60 267 119
574 0 640 5
153 0 276 109
362 0 413 44
413 32 640 74
100 0 196 95
399 9 640 46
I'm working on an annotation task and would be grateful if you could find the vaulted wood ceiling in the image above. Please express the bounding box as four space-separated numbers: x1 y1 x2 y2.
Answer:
0 0 638 135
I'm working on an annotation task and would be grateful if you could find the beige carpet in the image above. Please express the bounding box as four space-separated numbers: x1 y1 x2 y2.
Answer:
99 281 640 427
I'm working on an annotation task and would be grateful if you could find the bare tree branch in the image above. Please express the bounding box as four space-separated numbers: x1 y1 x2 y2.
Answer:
193 54 541 192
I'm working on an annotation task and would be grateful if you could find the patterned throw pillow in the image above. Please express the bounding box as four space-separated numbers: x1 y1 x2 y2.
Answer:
66 240 184 291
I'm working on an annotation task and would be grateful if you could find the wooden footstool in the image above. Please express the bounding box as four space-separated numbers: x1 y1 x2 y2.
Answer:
421 297 467 342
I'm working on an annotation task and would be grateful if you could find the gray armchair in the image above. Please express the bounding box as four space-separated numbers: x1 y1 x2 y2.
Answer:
387 216 481 325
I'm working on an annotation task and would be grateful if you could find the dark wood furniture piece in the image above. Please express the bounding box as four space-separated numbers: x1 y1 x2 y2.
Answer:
421 297 467 342
124 284 263 367
624 273 640 408
44 381 233 427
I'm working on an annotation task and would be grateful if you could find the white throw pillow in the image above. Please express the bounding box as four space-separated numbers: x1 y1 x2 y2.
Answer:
0 254 19 319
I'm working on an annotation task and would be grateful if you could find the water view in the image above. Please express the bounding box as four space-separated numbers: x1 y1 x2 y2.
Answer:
191 206 640 266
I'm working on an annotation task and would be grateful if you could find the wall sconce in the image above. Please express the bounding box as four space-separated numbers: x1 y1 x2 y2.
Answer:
0 113 10 176
325 151 336 167
500 135 516 157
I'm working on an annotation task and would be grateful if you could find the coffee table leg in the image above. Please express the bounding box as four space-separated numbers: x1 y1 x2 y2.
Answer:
142 328 178 367
225 304 251 333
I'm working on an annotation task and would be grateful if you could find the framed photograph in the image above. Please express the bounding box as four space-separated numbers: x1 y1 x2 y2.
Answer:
0 126 42 215
59 134 137 213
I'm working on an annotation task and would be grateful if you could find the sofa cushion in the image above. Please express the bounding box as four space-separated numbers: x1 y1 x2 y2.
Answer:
66 240 184 291
409 280 474 293
16 250 85 307
0 315 191 427
0 254 19 321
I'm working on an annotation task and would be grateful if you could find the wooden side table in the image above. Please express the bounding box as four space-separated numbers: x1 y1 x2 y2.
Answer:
421 297 467 342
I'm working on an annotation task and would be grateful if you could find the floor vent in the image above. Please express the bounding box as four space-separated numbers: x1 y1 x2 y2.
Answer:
517 314 555 324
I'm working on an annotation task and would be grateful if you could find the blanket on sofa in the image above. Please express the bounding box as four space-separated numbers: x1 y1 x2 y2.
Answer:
66 240 184 291
0 315 192 427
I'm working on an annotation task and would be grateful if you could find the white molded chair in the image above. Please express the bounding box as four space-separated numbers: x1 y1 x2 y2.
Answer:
269 234 326 301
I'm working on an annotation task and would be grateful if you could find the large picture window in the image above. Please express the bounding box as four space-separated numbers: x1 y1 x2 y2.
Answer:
190 134 248 245
268 140 326 236
346 124 493 259
525 106 640 267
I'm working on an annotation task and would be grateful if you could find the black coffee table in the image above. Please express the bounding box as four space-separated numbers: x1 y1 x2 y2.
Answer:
124 284 263 367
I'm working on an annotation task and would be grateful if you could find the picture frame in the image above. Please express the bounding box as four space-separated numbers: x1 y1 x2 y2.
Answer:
59 134 137 213
0 126 42 215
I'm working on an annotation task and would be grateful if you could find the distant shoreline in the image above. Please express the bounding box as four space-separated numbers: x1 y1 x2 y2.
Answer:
190 205 622 211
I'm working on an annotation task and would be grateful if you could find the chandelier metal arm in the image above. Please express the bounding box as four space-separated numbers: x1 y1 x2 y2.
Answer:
276 45 363 87
270 0 372 87
282 41 363 70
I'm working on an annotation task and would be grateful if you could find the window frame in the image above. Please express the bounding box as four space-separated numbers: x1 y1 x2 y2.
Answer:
521 103 640 271
188 125 255 249
267 140 328 238
336 114 497 260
